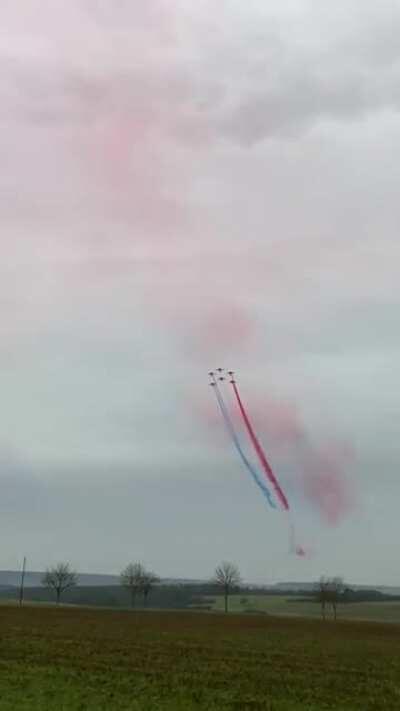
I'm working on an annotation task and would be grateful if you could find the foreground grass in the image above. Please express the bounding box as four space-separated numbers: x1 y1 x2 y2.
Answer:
0 606 400 710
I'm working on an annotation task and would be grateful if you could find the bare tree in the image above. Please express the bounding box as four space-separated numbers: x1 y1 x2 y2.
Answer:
42 563 78 605
19 556 27 607
316 577 329 620
330 577 345 620
213 561 241 613
120 562 146 608
140 571 159 607
315 576 345 620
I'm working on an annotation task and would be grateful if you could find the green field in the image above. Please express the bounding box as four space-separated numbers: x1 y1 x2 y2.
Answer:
1 605 400 710
208 594 400 623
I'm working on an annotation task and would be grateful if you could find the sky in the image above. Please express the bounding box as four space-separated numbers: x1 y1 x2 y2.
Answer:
0 0 399 585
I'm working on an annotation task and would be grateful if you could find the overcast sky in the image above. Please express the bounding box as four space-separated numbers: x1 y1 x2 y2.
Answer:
1 0 399 585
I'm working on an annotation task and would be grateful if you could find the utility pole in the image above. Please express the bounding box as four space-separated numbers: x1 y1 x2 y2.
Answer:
19 556 26 607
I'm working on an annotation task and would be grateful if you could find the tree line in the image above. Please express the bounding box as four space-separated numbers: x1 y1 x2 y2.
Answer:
39 561 348 619
39 560 242 610
41 562 159 607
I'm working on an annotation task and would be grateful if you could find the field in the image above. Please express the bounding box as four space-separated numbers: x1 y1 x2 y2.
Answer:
208 594 400 623
1 605 400 710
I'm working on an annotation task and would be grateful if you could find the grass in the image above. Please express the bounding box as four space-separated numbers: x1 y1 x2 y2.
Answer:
0 605 400 709
208 594 400 623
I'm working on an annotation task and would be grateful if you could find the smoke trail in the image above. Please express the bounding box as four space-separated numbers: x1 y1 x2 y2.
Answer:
211 381 276 509
212 374 306 557
231 380 289 511
289 522 307 557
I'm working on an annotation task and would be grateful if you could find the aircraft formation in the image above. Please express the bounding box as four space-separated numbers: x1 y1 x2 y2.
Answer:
208 367 305 557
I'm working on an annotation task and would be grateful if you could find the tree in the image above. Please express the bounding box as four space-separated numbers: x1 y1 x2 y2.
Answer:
329 577 345 620
120 562 146 608
316 577 329 620
42 563 78 605
140 571 159 607
315 576 345 620
213 561 241 613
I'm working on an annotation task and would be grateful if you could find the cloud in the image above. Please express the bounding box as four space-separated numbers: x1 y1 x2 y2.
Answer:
207 5 400 145
0 0 398 580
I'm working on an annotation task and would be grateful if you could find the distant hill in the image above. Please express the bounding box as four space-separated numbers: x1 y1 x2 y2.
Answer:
0 571 206 589
272 582 400 596
1 571 400 596
0 571 120 588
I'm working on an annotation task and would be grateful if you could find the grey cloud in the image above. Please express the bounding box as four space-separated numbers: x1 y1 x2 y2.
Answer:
0 451 45 515
0 458 372 583
217 48 400 144
3 1 400 147
0 0 399 584
219 74 370 144
182 3 400 145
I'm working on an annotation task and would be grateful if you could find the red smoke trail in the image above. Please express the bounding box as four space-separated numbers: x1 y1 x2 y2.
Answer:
301 444 355 526
231 380 289 511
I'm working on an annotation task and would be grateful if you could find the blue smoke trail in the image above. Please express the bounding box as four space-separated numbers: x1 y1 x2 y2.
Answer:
212 382 276 510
